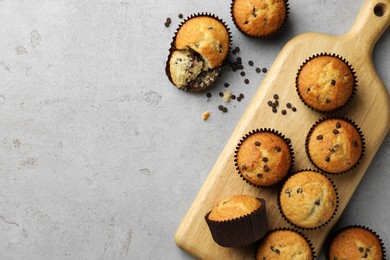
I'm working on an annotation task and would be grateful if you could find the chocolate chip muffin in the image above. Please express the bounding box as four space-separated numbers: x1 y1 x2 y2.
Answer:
306 118 364 174
235 130 293 187
279 170 337 229
328 226 384 260
205 195 268 247
256 230 314 260
231 0 288 37
168 15 230 91
296 54 356 112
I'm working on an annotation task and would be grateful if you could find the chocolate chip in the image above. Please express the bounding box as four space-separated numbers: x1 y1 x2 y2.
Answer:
275 249 280 255
262 68 267 73
273 94 279 100
165 17 172 27
262 157 268 162
206 92 211 98
218 105 223 110
276 146 281 152
281 110 287 115
268 101 273 107
242 164 247 170
263 165 270 172
329 146 337 153
359 247 364 253
222 107 228 113
336 122 341 128
285 189 292 197
306 88 311 92
224 83 230 88
231 95 236 100
315 200 320 206
317 135 323 140
325 156 330 162
286 103 292 108
272 108 277 113
363 252 368 258
297 188 303 193
353 140 359 147
244 79 249 84
255 141 261 146
256 67 261 73
270 246 275 251
248 61 254 66
257 173 262 178
331 79 336 86
240 71 245 77
325 98 331 103
333 129 339 135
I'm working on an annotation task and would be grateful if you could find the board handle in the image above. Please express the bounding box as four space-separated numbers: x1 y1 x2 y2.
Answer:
347 0 390 52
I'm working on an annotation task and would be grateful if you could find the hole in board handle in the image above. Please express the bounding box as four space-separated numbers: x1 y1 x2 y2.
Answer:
374 3 386 17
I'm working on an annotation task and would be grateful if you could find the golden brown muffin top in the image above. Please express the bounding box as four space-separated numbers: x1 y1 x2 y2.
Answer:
307 119 363 174
236 131 291 186
256 230 313 260
208 194 261 221
175 16 230 69
329 227 383 260
232 0 286 37
280 171 337 229
297 56 355 112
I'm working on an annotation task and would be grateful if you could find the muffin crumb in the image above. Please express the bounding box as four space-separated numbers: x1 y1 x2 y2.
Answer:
202 111 211 121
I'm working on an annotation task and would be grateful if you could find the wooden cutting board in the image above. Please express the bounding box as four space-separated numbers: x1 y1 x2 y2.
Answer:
175 0 390 259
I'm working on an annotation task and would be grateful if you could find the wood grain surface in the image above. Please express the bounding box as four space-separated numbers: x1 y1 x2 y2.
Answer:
175 0 390 259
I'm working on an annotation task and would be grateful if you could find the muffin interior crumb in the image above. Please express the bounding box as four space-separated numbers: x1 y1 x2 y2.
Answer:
170 49 220 90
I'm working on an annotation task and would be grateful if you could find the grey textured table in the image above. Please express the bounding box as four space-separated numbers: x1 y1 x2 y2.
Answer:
0 0 389 259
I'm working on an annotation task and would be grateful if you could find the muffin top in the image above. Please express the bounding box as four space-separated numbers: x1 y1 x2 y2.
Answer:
232 0 287 37
297 55 355 112
307 118 363 174
236 131 292 186
280 170 337 229
175 16 230 69
208 194 261 221
329 227 383 260
256 230 313 260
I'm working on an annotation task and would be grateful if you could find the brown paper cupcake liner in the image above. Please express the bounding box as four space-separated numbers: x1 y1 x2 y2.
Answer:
305 116 366 175
295 53 358 113
165 13 232 92
205 198 268 247
326 225 386 260
234 128 295 188
230 0 289 39
254 228 316 259
277 169 339 231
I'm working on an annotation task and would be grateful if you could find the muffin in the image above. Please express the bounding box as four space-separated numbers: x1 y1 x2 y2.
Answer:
296 54 356 112
235 130 293 187
306 117 364 174
256 229 314 260
279 170 337 229
167 15 230 91
205 195 268 247
231 0 288 37
328 226 384 260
